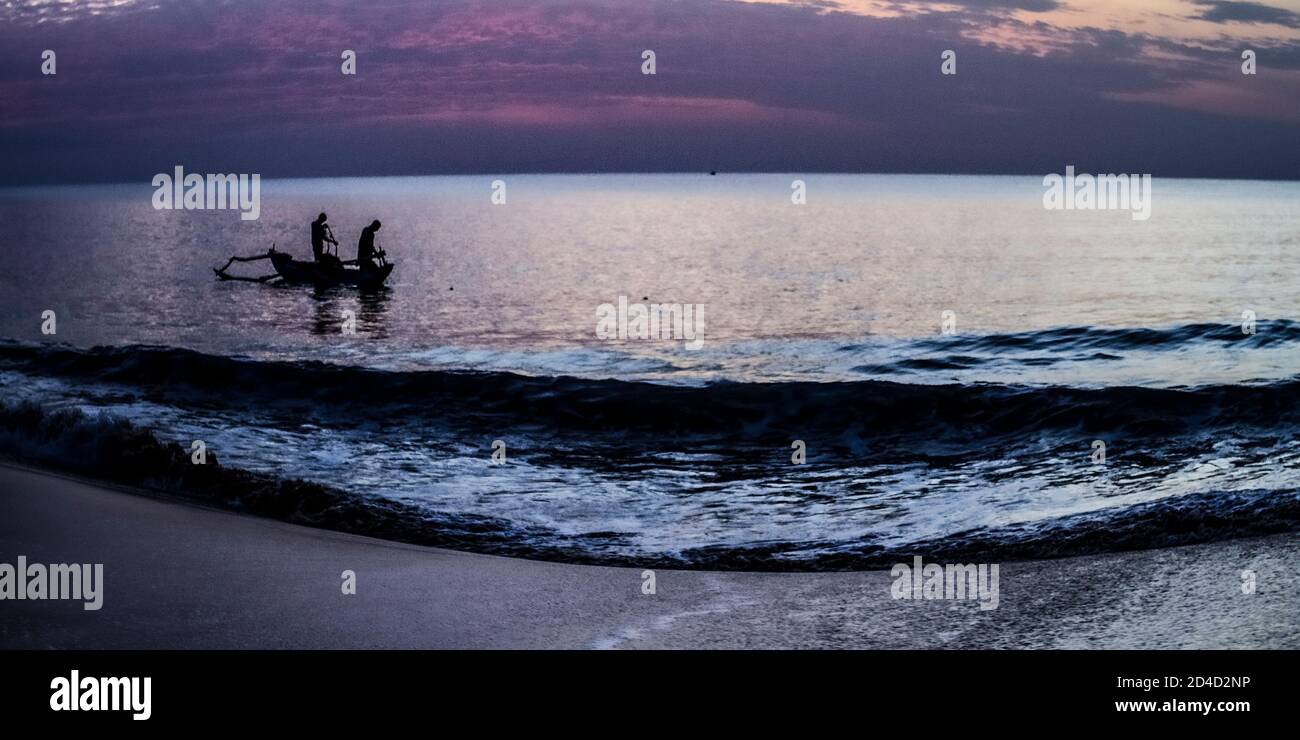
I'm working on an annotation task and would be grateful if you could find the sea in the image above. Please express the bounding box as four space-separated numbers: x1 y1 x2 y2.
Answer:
1 173 1298 569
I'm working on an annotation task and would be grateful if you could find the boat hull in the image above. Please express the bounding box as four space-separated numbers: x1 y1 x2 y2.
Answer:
270 253 393 289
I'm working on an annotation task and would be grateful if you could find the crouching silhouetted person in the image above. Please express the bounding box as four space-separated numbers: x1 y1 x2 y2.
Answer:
356 219 383 271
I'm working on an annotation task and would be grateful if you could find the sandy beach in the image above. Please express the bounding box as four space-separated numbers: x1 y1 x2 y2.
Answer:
1 462 1296 649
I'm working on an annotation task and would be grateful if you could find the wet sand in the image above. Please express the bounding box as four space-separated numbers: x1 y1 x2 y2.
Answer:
1 463 1296 649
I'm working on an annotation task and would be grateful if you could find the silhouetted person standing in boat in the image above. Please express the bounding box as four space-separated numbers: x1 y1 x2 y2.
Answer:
357 219 382 271
311 213 340 267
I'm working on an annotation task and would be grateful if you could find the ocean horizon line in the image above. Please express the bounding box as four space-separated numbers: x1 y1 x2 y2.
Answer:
4 170 1300 192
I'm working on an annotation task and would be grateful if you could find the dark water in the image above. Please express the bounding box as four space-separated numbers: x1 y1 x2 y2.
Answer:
1 174 1298 568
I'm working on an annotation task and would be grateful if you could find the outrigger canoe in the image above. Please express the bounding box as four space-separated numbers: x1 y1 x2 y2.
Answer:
215 247 393 289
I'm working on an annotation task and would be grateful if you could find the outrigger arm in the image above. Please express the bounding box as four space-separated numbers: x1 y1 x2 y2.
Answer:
213 245 282 283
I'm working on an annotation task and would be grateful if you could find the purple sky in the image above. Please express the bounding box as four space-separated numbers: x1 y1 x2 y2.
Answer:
2 0 1299 183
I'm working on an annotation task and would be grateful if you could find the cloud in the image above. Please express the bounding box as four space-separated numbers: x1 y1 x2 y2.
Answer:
943 0 1062 11
0 0 1297 183
0 0 151 24
1192 1 1300 28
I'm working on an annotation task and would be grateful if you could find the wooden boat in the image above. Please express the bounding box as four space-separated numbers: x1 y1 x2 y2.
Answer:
215 247 393 289
268 251 393 288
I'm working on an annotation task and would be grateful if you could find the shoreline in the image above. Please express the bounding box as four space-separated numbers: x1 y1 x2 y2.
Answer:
3 462 1298 649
